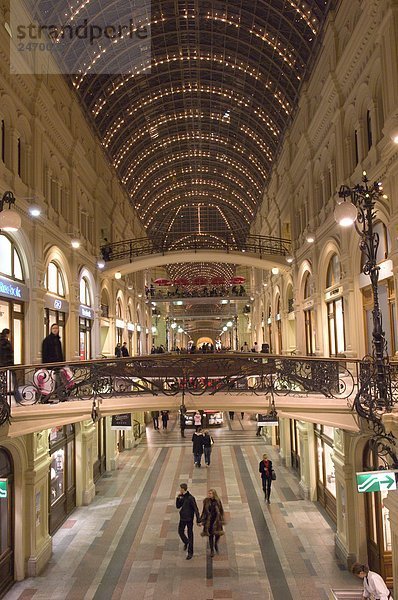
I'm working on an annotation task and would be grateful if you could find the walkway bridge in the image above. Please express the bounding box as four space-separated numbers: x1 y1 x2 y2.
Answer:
2 352 390 436
100 232 292 275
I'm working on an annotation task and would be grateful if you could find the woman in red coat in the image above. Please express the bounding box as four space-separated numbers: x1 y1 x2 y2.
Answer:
199 489 225 557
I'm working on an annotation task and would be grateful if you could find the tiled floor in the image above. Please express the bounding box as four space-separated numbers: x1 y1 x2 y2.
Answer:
6 415 362 600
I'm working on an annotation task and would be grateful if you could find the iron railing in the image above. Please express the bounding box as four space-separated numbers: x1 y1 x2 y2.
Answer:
100 232 292 263
0 353 364 425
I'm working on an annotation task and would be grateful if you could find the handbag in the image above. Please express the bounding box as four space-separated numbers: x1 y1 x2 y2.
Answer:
271 469 276 481
210 436 214 446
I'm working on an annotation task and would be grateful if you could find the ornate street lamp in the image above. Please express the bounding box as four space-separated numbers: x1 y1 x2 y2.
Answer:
334 172 398 467
0 191 21 231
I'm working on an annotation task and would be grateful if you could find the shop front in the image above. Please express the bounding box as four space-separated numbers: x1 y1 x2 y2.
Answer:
49 425 76 534
0 233 29 365
315 424 336 522
44 261 69 357
0 447 14 597
79 305 94 361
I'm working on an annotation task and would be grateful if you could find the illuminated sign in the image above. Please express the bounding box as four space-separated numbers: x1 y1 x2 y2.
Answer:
356 470 398 493
44 294 69 313
116 319 125 329
127 322 135 331
79 305 94 320
0 277 29 301
257 414 279 427
0 479 7 499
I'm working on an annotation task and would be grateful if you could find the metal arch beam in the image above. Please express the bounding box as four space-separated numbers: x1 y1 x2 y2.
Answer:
103 250 289 277
126 153 264 199
97 84 282 144
124 145 266 195
109 111 275 169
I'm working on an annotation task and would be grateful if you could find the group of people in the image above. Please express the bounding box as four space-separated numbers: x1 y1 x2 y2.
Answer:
115 342 129 358
151 410 169 430
150 344 166 354
192 428 214 467
176 484 225 559
240 341 270 353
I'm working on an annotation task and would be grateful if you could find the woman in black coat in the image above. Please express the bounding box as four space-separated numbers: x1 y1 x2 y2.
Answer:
199 489 225 556
259 453 273 503
0 329 14 367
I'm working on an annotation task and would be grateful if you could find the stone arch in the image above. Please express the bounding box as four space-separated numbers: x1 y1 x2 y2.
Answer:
297 259 313 303
318 239 342 291
78 266 97 309
0 437 29 581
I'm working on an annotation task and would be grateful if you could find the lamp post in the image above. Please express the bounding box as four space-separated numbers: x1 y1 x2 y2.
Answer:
0 191 21 231
334 172 398 466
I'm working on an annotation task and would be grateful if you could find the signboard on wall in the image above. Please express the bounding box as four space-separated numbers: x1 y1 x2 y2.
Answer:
111 414 132 430
79 305 94 320
0 277 29 302
356 470 398 493
0 479 8 499
44 294 69 313
257 414 279 427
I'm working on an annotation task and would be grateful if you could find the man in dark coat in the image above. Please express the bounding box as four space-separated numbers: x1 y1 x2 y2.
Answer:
176 483 200 559
192 428 204 467
259 453 273 503
121 342 129 357
0 329 14 367
42 324 64 363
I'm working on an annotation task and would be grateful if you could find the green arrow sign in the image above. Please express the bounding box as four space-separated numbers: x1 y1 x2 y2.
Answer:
356 470 398 493
0 479 7 499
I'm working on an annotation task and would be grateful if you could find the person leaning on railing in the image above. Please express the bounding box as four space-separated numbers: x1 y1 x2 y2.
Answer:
351 563 392 600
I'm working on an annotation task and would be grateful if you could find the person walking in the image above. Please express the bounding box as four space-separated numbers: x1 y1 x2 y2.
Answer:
152 410 160 430
176 483 200 560
0 329 14 367
351 563 391 599
192 428 204 467
42 324 64 363
199 489 225 557
161 410 169 430
194 410 202 431
240 412 244 420
203 429 214 466
228 410 235 420
259 453 273 503
121 341 129 357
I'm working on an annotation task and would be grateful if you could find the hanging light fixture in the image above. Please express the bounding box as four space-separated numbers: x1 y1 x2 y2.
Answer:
0 191 21 232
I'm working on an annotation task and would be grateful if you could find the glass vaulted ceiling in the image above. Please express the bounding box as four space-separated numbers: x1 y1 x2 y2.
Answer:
31 0 332 256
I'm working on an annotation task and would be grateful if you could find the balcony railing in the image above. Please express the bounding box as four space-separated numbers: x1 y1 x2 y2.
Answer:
0 353 368 426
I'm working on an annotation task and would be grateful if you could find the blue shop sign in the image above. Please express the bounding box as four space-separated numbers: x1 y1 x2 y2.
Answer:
0 277 29 302
79 305 94 320
44 294 69 313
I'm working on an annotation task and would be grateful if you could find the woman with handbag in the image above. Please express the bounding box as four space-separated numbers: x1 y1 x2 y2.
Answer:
199 489 225 557
259 453 274 504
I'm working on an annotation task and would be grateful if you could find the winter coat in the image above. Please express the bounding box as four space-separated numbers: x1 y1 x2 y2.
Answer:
176 491 200 522
0 334 14 367
42 333 64 363
200 498 225 537
192 432 204 453
121 345 129 357
259 459 273 480
203 433 213 448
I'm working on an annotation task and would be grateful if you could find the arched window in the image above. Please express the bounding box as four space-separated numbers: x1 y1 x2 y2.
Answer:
116 298 123 320
100 289 109 318
326 254 341 289
79 277 91 306
303 272 312 299
0 233 24 281
366 110 373 150
45 261 65 297
287 285 294 313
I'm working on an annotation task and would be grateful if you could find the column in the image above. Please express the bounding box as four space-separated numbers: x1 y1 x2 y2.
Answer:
25 431 52 576
333 430 358 569
75 420 96 506
105 415 118 470
278 417 291 467
382 413 398 588
297 421 317 500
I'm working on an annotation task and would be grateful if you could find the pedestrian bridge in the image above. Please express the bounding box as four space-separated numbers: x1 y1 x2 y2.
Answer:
0 352 373 436
100 232 292 275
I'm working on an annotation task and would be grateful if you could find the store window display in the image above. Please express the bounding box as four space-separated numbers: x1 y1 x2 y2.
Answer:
48 425 76 533
0 233 26 364
325 254 345 356
315 425 336 521
44 261 67 357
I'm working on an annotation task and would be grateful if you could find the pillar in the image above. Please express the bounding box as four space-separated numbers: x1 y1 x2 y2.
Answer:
75 420 96 506
25 431 52 576
297 421 317 500
278 417 291 467
333 430 358 569
382 413 398 589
